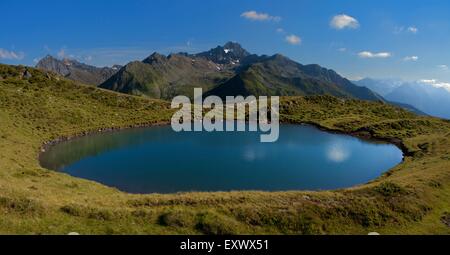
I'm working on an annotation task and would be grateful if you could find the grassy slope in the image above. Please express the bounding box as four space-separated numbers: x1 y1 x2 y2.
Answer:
0 64 449 234
100 56 233 100
206 55 382 101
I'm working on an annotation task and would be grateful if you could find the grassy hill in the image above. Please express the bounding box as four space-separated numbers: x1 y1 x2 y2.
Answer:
99 53 234 100
0 64 449 234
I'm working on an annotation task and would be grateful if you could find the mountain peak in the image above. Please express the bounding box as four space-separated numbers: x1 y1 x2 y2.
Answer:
270 53 287 60
42 54 56 60
143 52 167 64
35 55 120 85
265 54 298 66
37 55 81 67
223 41 245 51
195 42 250 65
36 55 71 76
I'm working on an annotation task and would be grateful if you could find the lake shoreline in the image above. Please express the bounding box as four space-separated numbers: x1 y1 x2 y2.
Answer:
38 117 408 184
284 119 410 158
39 118 409 159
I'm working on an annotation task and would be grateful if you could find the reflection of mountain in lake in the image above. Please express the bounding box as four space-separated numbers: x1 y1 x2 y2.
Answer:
40 125 403 193
40 127 172 170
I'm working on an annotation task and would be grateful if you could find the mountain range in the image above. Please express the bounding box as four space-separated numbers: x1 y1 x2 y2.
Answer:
355 78 450 119
36 42 383 102
37 43 422 109
204 53 383 100
99 42 382 101
99 51 235 99
36 55 121 85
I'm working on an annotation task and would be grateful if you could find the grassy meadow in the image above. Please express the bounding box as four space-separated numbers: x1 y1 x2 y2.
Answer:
0 64 449 234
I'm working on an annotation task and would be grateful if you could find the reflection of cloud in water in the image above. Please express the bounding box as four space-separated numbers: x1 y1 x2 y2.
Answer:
327 143 350 163
243 147 266 162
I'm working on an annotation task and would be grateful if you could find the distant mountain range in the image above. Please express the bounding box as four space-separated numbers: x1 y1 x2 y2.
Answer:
36 43 430 116
36 55 121 85
355 78 450 119
98 42 382 101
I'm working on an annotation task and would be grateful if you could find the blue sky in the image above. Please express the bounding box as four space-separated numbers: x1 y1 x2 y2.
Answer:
1 0 450 82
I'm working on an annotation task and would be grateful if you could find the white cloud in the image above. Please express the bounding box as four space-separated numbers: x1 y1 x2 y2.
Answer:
358 51 391 59
403 56 419 62
57 48 66 58
0 49 24 60
394 26 419 34
419 79 450 92
241 11 281 22
276 28 285 33
285 34 301 45
330 14 359 30
327 143 350 163
351 76 364 81
338 47 347 52
437 64 448 71
407 26 419 34
420 79 437 84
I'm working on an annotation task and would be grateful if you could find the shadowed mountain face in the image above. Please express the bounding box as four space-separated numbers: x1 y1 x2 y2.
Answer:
99 42 383 101
36 55 121 85
100 53 234 99
206 54 382 100
355 78 450 119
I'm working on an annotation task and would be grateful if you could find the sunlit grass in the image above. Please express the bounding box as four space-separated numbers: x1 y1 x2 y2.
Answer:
0 64 449 234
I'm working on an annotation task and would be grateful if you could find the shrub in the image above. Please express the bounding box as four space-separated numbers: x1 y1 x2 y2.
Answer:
195 211 242 235
0 196 44 215
158 209 196 228
374 182 406 197
441 212 450 227
60 204 123 221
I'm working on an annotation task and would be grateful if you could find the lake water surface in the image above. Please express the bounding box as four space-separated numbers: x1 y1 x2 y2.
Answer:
40 124 403 193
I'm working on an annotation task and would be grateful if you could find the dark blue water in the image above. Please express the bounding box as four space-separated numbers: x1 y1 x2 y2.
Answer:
40 125 403 193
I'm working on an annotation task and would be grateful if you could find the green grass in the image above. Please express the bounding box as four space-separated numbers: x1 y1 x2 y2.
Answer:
0 64 449 234
100 56 234 100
